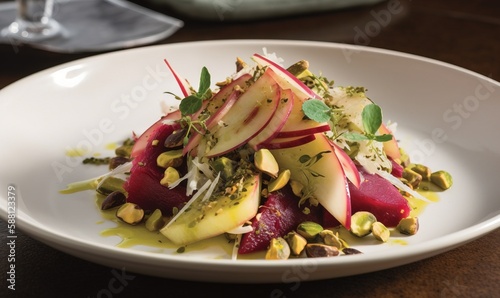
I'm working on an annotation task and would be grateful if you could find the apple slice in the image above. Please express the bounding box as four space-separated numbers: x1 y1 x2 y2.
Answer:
204 73 252 116
202 69 281 158
259 134 316 150
247 87 293 150
379 123 401 161
259 71 329 138
252 53 321 100
160 174 261 245
329 141 361 188
271 133 351 229
183 88 243 155
163 59 192 98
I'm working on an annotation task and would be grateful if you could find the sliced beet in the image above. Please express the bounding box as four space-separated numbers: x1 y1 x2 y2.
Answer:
238 185 322 254
348 170 411 227
124 122 189 215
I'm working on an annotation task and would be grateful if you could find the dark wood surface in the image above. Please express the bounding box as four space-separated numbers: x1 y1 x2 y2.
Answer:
1 0 499 297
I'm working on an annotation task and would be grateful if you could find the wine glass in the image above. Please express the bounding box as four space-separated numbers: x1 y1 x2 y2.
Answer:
2 0 61 42
0 0 183 53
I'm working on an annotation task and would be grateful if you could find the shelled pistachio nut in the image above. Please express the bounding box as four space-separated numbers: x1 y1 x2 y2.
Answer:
350 211 377 237
297 221 324 240
284 231 308 256
305 243 340 258
145 209 165 232
116 203 144 225
265 237 291 260
372 221 390 242
430 170 453 190
267 169 291 192
397 217 419 235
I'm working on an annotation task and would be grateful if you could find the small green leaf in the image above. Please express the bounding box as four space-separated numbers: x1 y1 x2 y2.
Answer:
302 99 331 123
179 95 202 116
362 104 383 135
343 132 370 141
197 67 211 99
374 134 393 142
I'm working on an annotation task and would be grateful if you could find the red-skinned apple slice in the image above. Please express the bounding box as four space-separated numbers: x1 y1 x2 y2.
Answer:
130 109 181 159
247 87 293 150
258 134 316 150
271 133 351 229
183 88 243 155
252 53 321 100
379 123 401 161
260 69 330 138
203 70 281 157
329 140 361 188
183 74 252 155
204 73 252 116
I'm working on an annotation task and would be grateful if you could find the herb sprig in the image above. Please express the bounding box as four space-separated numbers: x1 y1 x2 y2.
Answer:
302 99 392 143
343 104 392 142
166 67 212 145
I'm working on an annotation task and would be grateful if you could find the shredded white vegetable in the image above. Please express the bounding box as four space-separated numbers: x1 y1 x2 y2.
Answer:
163 178 213 230
375 169 432 202
96 161 133 189
201 172 220 202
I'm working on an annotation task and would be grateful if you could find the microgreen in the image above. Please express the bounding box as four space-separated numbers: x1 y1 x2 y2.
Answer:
302 99 331 123
343 104 392 142
165 67 212 145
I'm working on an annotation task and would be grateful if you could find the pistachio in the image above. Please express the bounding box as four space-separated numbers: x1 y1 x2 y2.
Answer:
96 176 125 196
297 221 324 240
430 170 453 190
116 203 144 225
342 247 363 255
101 191 126 210
254 149 279 178
305 243 339 258
286 60 310 77
211 157 235 181
164 128 188 148
265 237 291 260
403 168 423 189
284 231 308 256
319 229 343 249
145 209 165 231
411 164 431 181
156 149 183 168
108 156 130 170
268 169 291 192
235 57 248 73
350 211 377 237
371 221 390 242
160 167 180 187
115 139 134 158
399 148 411 168
289 180 304 197
397 217 419 235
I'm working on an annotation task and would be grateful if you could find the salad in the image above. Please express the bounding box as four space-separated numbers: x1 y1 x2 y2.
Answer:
62 50 453 259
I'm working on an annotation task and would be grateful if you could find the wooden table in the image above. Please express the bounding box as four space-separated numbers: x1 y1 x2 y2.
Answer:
1 0 499 297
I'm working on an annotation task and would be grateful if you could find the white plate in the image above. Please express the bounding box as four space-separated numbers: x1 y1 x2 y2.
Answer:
0 40 499 283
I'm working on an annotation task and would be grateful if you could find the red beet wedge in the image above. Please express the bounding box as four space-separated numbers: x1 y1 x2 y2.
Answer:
350 169 411 227
323 169 411 228
238 185 322 254
124 122 189 216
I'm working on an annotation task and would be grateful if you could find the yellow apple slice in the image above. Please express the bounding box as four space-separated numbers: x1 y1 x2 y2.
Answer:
161 174 261 245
